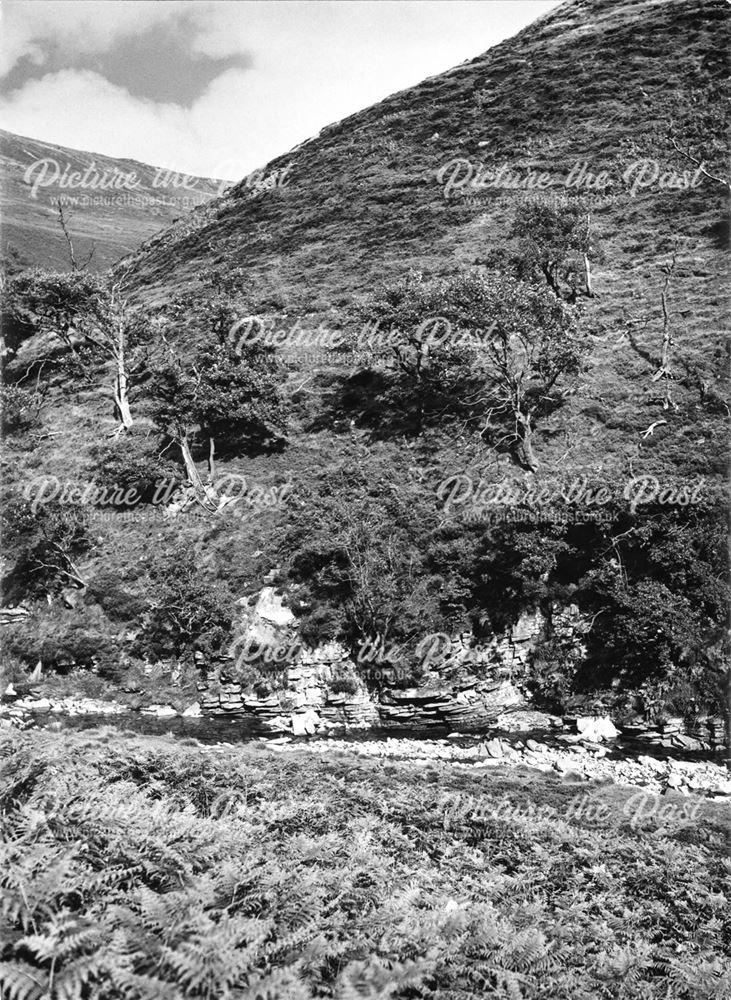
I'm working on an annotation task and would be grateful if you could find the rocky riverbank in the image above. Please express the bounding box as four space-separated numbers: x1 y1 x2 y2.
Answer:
250 732 731 799
3 692 729 800
0 694 130 723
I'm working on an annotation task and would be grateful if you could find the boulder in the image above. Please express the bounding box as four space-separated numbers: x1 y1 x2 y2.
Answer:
670 734 703 751
710 779 731 796
576 716 619 742
265 715 292 732
666 772 683 789
290 714 307 736
485 738 504 758
155 705 178 717
182 702 202 718
291 709 320 736
253 586 296 626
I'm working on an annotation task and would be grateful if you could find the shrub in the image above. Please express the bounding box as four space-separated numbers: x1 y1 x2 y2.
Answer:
2 606 120 676
84 570 147 623
0 384 46 436
90 434 180 505
1 498 93 600
138 545 236 659
329 669 359 695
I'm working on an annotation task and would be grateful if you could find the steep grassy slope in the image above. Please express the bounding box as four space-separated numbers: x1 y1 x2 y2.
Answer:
0 130 224 272
2 0 728 718
118 0 729 480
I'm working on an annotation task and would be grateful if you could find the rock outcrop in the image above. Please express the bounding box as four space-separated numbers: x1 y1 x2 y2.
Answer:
198 591 588 731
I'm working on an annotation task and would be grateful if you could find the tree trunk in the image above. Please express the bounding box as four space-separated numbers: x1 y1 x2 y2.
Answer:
583 211 594 298
113 368 133 430
584 253 594 298
725 665 731 774
179 433 205 491
516 412 539 472
659 279 672 372
653 259 676 409
207 437 216 484
113 335 133 431
541 262 562 299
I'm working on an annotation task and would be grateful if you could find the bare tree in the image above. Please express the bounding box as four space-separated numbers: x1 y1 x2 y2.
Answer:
651 248 679 412
56 203 96 272
7 269 144 435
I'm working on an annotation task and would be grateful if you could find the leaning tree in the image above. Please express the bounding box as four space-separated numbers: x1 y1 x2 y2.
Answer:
149 299 287 506
7 268 146 434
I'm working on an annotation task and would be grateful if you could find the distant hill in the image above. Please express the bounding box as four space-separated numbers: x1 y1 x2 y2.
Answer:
0 130 225 272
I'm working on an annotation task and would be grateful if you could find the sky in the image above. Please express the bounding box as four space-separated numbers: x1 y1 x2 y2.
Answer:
0 0 562 181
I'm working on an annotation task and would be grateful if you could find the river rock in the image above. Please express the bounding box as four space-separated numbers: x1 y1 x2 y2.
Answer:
670 734 703 751
495 709 553 731
561 769 586 783
576 716 619 741
17 698 52 713
638 754 666 772
710 779 731 796
659 717 683 734
265 715 292 732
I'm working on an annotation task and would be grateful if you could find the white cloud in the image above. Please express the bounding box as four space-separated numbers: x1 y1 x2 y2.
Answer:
0 1 197 74
0 1 561 180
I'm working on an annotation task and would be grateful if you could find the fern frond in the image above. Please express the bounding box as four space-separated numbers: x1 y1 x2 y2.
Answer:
0 961 47 1000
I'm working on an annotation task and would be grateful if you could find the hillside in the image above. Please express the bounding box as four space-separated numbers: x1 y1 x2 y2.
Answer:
0 129 224 272
1 0 729 733
117 0 729 480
